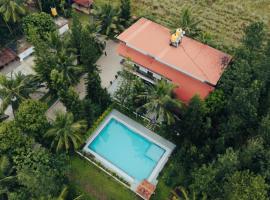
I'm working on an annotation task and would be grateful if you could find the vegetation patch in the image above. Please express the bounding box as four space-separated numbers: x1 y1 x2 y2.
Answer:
69 155 139 200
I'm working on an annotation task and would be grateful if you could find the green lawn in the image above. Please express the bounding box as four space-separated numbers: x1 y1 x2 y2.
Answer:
69 155 140 200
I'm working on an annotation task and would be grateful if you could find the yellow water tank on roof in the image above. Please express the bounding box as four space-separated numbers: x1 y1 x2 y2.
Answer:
171 33 178 43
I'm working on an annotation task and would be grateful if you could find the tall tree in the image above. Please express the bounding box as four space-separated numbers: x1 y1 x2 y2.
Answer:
92 4 124 36
0 121 34 155
70 12 83 63
179 8 201 37
191 148 239 198
50 50 84 89
0 73 39 114
181 95 211 145
86 70 111 111
15 100 48 140
33 32 83 94
14 146 67 198
115 69 147 111
80 29 103 69
137 80 182 125
22 12 56 43
0 0 26 32
119 0 131 27
242 22 265 51
224 170 269 200
44 112 87 153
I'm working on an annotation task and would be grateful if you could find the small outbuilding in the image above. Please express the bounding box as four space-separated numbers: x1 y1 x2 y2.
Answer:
72 0 93 14
0 48 18 69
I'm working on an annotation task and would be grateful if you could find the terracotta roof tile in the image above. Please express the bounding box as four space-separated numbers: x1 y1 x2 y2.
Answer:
117 18 232 85
0 48 17 68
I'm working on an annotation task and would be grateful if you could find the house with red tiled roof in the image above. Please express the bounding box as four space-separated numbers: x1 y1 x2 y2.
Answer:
72 0 93 14
117 18 232 102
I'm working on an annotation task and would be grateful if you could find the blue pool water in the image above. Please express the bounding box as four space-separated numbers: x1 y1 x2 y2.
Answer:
88 118 165 181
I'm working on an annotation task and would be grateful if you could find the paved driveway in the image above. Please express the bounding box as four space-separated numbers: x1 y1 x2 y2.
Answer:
97 40 123 88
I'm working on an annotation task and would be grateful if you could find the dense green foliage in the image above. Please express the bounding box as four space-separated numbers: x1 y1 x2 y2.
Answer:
114 69 147 111
0 120 68 199
0 0 25 24
22 12 56 43
15 100 48 140
86 70 111 111
119 0 131 26
224 170 269 200
136 80 182 125
92 3 124 37
0 73 39 114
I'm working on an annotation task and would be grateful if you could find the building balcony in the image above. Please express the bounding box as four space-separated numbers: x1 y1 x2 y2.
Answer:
121 59 170 85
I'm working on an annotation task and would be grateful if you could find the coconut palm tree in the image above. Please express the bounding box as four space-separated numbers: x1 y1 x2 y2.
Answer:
52 49 85 88
0 0 26 32
0 72 39 114
92 4 124 37
44 112 87 153
33 32 84 93
137 80 182 125
179 8 201 37
48 32 84 87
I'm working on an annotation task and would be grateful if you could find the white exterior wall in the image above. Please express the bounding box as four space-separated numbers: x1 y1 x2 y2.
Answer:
18 46 34 61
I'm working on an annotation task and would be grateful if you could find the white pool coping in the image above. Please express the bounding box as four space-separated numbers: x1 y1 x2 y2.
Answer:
83 109 176 188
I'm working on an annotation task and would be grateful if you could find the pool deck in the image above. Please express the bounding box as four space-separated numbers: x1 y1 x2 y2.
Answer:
83 109 176 196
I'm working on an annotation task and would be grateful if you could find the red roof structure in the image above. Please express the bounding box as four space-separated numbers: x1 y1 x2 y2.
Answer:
136 180 156 200
0 48 18 69
117 18 232 102
73 0 93 8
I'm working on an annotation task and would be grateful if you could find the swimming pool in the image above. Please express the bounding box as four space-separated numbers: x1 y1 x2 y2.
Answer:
83 110 175 185
88 118 165 181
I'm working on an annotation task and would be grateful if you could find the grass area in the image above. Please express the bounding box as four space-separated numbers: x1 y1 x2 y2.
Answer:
69 155 139 200
95 0 270 49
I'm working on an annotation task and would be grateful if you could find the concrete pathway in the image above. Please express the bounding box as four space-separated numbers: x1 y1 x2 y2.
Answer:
46 100 67 121
75 74 87 100
5 56 35 76
75 40 123 99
